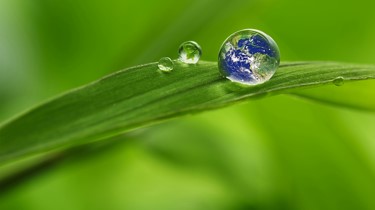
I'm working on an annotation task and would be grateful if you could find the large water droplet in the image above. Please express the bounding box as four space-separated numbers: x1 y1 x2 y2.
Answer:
333 76 344 86
218 29 280 85
158 57 174 72
178 41 202 64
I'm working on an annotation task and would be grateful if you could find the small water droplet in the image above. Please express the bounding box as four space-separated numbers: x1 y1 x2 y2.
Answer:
158 57 174 72
333 76 344 86
218 29 280 85
178 41 202 64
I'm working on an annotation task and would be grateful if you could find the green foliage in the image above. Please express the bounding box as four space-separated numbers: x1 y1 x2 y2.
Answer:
1 0 375 210
1 61 374 164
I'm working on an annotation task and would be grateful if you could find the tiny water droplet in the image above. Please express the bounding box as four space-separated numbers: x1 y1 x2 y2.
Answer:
218 29 280 85
158 57 174 72
178 41 202 64
333 76 344 86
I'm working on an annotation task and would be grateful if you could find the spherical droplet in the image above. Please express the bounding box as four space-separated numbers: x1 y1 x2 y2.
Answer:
158 57 174 72
218 29 280 85
333 76 344 86
178 41 202 64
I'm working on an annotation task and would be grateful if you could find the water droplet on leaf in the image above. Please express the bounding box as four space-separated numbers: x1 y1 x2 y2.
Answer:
178 41 202 64
158 57 174 72
218 29 280 85
333 76 344 86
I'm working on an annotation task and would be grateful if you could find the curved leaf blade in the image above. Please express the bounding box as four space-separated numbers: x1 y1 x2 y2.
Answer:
0 61 375 163
288 79 375 112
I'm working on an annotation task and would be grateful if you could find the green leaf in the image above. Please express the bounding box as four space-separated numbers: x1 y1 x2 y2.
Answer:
288 79 375 111
0 61 374 164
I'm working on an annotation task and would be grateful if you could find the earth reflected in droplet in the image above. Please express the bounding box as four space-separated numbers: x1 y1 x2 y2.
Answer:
218 29 280 85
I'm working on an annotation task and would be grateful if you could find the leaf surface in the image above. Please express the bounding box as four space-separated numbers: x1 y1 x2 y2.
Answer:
1 61 374 163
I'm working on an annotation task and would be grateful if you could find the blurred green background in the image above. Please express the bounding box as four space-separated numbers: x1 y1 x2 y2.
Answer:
1 0 375 209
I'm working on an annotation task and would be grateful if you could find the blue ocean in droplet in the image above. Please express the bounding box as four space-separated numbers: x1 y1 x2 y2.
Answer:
218 29 280 85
